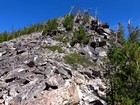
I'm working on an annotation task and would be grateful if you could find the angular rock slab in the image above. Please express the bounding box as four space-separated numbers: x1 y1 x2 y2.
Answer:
25 82 79 105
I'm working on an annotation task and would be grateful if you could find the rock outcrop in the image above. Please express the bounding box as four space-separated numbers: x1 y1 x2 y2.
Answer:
0 12 116 105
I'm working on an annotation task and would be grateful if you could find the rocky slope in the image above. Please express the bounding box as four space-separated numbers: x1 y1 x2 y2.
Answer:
0 12 116 105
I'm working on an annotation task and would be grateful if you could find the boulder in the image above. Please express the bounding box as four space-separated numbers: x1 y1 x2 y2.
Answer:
73 71 85 84
99 51 107 57
103 28 111 34
91 19 98 25
90 41 97 49
0 53 2 57
47 74 65 87
104 35 108 39
99 41 106 47
101 23 109 28
25 60 35 67
55 67 72 79
91 25 98 30
89 67 101 77
16 49 26 55
90 100 103 105
96 27 104 35
25 82 79 105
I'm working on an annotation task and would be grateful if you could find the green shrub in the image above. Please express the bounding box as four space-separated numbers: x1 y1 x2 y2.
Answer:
105 24 140 105
0 31 9 42
63 14 74 31
84 12 90 23
42 18 58 36
2 31 8 41
70 25 89 46
47 18 58 31
64 53 95 67
84 15 90 23
42 45 63 53
0 34 5 43
7 33 14 40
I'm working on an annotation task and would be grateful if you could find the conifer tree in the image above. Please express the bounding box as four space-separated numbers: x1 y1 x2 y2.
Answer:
106 24 140 105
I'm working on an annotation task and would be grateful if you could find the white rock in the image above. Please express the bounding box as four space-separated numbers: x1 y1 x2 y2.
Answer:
0 53 2 57
99 51 107 57
17 68 27 72
103 28 111 34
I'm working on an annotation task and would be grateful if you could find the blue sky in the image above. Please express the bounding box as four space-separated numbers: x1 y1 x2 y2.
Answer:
0 0 140 33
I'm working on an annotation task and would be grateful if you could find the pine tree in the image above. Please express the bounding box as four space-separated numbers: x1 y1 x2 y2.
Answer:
63 14 74 31
105 24 140 105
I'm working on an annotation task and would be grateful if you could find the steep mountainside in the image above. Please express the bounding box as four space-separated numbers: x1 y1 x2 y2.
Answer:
0 12 117 105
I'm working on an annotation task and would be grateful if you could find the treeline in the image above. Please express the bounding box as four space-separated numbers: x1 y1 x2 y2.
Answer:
0 13 90 45
0 14 74 43
0 23 44 42
105 23 140 105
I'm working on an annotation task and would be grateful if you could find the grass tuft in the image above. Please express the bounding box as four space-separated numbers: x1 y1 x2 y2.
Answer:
64 53 95 67
42 45 63 53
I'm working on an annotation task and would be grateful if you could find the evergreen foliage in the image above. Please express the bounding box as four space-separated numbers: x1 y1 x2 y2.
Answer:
0 31 8 42
63 14 74 31
0 18 58 43
105 24 140 105
117 22 125 41
83 11 90 23
42 18 58 35
0 23 44 43
128 24 140 43
70 25 89 46
47 18 58 31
